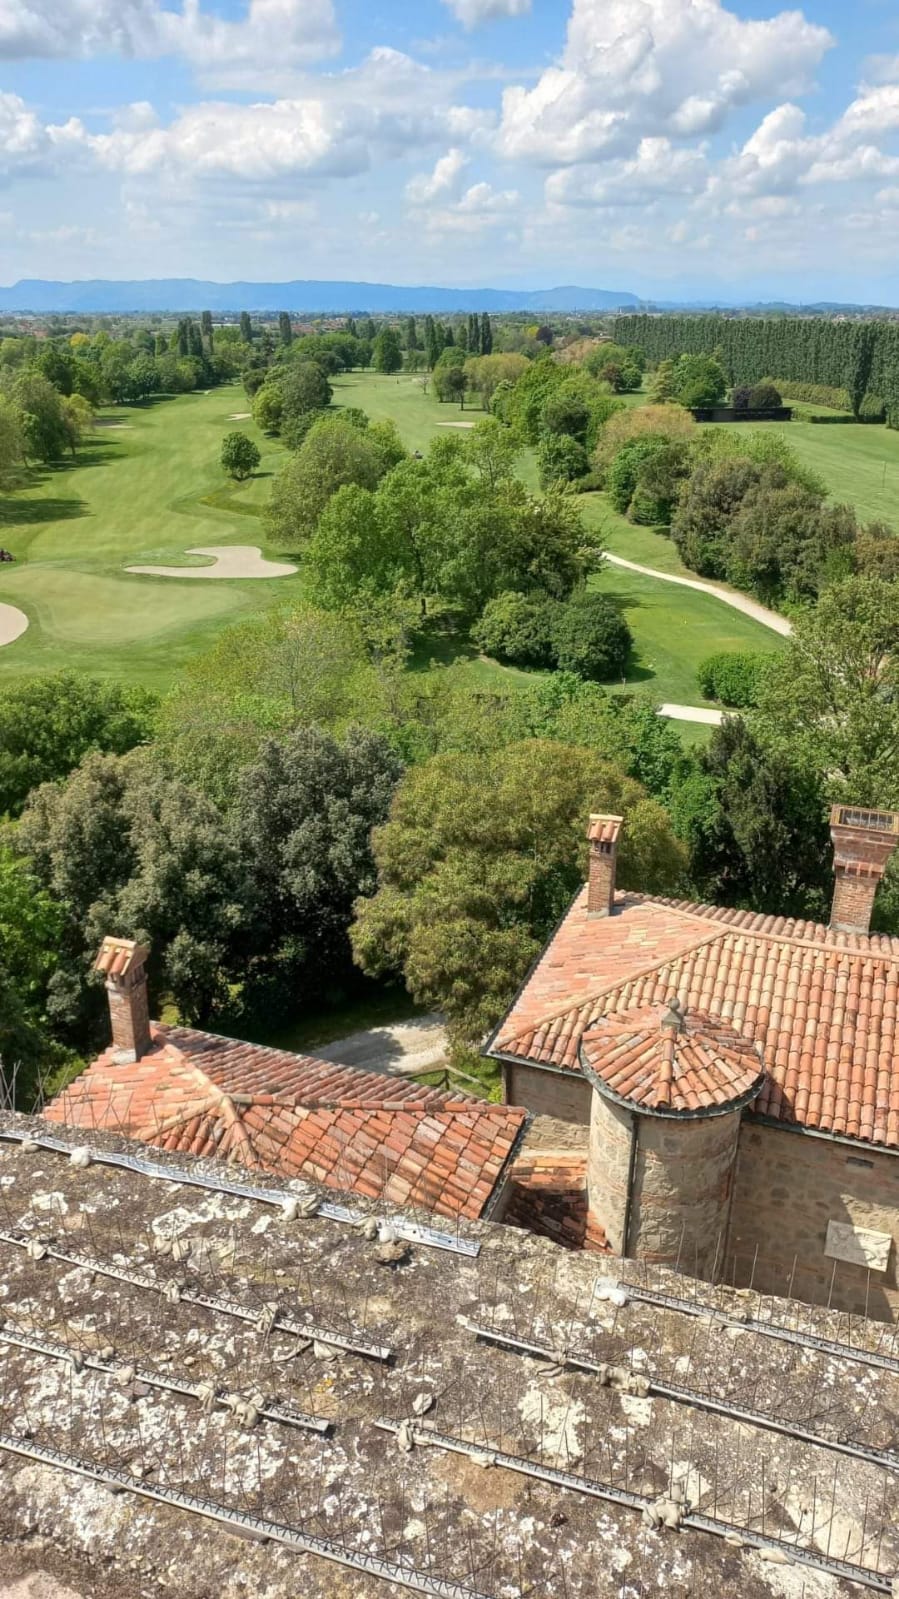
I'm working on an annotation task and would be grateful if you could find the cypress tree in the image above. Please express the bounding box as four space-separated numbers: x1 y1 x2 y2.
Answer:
278 311 293 346
480 312 492 355
200 309 214 349
176 318 189 358
239 311 253 343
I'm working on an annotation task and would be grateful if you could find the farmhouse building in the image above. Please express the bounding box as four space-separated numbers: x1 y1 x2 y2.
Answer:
488 807 899 1319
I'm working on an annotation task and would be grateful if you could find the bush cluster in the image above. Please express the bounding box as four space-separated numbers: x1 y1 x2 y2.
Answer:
473 590 632 682
697 652 770 708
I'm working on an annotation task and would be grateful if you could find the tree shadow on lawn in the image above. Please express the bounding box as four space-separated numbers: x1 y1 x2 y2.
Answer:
0 494 88 528
409 627 478 672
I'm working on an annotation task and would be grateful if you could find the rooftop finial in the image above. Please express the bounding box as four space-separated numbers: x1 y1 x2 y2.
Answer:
660 996 686 1033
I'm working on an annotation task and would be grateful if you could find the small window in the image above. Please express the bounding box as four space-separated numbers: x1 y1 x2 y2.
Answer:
846 1156 874 1169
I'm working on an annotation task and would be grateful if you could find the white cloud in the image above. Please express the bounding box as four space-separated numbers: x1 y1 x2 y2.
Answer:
496 0 833 164
546 137 708 207
420 180 519 233
0 91 82 181
53 50 481 185
442 0 531 28
0 0 340 75
709 81 899 203
406 147 468 203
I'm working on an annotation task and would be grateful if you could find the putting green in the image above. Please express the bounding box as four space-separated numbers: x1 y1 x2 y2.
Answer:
0 387 299 687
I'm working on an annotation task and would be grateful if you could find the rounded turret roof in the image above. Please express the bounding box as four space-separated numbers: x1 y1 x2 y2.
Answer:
579 999 766 1119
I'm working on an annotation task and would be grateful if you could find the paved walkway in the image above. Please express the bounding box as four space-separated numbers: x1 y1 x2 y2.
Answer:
604 552 793 637
316 1014 448 1078
659 703 725 726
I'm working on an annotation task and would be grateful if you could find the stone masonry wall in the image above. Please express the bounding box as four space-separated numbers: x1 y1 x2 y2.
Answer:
586 1091 632 1254
587 1090 741 1272
729 1122 899 1319
626 1107 741 1276
504 1063 592 1125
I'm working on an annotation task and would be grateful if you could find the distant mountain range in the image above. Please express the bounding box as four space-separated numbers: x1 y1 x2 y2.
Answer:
0 278 641 314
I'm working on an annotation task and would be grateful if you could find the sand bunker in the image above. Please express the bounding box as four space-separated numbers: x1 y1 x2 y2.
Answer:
437 420 475 429
0 603 29 647
226 412 252 420
126 545 297 580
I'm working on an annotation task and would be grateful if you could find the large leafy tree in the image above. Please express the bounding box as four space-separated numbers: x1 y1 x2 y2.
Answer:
0 847 65 1101
351 740 686 1046
233 727 403 1023
754 576 899 805
670 717 831 919
15 750 247 1042
308 423 591 620
0 672 157 818
266 416 391 547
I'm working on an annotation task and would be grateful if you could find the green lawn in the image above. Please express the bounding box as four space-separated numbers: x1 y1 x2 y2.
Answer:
0 387 299 687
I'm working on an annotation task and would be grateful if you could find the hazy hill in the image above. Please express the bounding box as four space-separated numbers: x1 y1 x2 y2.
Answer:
0 279 640 314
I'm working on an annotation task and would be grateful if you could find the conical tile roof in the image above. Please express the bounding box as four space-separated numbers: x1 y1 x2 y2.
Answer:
579 999 765 1117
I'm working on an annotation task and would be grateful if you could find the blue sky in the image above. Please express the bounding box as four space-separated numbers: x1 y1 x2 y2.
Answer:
2 0 899 301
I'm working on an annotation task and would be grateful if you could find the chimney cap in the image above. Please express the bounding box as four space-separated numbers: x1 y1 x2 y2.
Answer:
94 937 149 980
587 814 623 846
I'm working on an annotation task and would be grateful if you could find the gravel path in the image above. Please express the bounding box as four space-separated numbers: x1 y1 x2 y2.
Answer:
604 552 793 636
126 545 297 580
315 1014 448 1078
0 603 29 647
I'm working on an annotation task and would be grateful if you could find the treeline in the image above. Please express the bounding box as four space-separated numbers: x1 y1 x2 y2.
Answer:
613 314 899 423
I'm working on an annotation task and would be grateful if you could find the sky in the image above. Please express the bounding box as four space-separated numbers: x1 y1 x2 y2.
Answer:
2 0 899 302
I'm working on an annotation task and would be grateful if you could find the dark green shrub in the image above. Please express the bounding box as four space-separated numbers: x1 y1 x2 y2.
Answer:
472 591 560 668
697 651 770 707
606 436 670 514
552 594 632 681
537 433 589 486
748 381 783 409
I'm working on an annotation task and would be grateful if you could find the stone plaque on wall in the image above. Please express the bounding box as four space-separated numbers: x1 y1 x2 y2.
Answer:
824 1220 893 1272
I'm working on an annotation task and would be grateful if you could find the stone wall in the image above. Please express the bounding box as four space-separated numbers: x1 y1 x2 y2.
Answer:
729 1121 899 1319
504 1063 591 1125
587 1090 741 1273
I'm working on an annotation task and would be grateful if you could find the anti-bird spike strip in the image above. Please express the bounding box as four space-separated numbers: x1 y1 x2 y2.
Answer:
470 1323 899 1475
0 1432 492 1599
0 1228 392 1363
1 1127 479 1257
371 1420 893 1595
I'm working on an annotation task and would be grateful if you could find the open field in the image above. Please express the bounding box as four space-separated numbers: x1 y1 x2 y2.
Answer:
0 387 298 687
738 413 899 525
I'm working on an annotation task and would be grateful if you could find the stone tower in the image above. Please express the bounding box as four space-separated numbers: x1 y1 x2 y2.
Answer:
581 999 766 1277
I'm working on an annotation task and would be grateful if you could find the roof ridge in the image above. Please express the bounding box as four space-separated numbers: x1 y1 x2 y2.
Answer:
496 923 732 1058
648 894 899 962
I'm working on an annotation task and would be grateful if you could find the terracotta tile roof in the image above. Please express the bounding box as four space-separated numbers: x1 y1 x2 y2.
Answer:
94 937 148 978
587 813 623 846
488 888 899 1150
46 1023 527 1222
502 1151 611 1253
580 1003 766 1115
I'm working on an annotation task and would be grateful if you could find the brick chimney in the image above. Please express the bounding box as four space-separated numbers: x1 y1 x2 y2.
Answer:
94 937 152 1063
829 805 899 935
587 814 623 917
